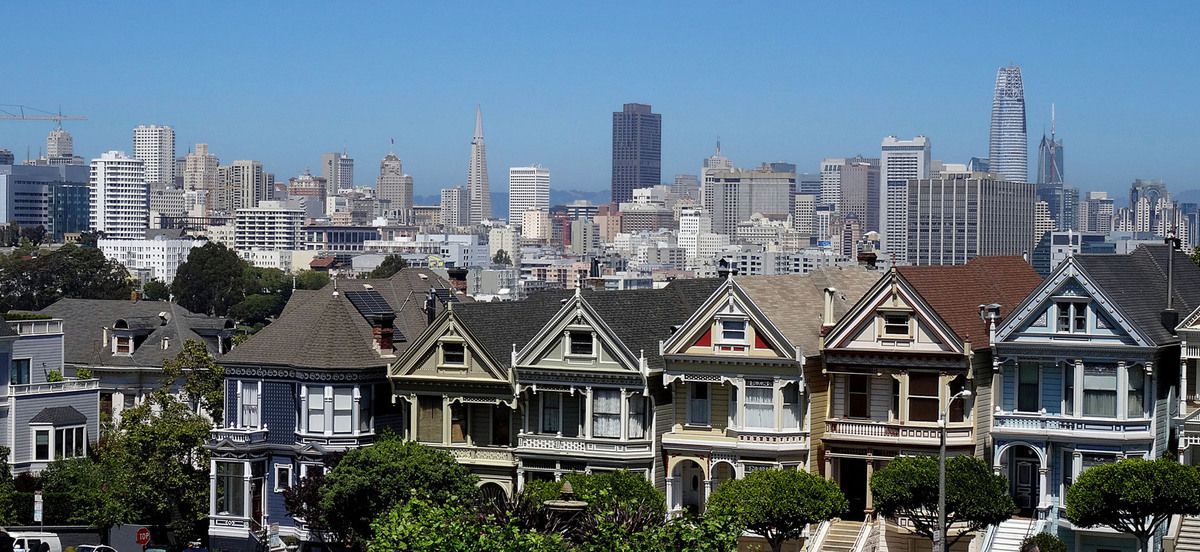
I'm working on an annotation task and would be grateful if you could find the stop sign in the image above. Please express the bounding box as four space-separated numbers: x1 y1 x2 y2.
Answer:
136 527 151 546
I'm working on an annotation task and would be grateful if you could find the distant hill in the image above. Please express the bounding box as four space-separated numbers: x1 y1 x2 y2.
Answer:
412 190 612 221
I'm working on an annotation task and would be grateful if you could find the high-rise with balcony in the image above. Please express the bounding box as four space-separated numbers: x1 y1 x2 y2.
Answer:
90 151 148 240
611 103 661 204
184 144 220 213
132 125 176 186
508 165 550 225
376 153 413 223
467 105 491 224
989 65 1028 183
880 136 930 264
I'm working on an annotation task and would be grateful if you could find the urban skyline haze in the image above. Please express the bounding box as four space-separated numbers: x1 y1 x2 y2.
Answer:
3 2 1197 199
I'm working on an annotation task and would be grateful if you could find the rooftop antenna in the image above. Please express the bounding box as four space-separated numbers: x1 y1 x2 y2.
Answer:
1051 103 1056 139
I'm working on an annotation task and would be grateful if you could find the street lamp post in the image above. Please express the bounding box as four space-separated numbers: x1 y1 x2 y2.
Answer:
936 388 972 552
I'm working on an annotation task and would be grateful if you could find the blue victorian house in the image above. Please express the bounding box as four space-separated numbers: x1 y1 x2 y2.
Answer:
986 245 1198 552
207 270 462 551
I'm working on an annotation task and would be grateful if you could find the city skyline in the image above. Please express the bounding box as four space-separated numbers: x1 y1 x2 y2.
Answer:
4 3 1198 198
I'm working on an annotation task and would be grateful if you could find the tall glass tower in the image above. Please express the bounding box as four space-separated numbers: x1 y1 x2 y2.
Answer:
989 65 1028 183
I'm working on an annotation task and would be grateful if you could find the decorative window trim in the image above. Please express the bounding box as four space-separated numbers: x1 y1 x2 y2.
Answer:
715 318 748 345
566 330 596 358
877 311 914 340
273 463 293 493
439 340 467 368
31 425 51 462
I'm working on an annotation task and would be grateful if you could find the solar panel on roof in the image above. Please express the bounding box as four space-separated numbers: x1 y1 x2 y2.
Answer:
344 290 394 317
433 288 460 303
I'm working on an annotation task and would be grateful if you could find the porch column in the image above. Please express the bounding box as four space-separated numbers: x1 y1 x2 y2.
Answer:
516 468 525 492
242 460 252 521
1038 467 1049 509
620 388 629 441
209 458 217 516
442 395 451 445
584 387 594 439
1182 356 1190 413
865 456 875 511
408 394 418 440
666 475 679 512
825 456 833 480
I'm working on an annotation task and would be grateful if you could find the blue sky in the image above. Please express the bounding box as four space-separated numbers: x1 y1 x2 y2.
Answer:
3 2 1197 199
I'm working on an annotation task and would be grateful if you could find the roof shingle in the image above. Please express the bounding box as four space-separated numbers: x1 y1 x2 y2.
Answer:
898 256 1043 346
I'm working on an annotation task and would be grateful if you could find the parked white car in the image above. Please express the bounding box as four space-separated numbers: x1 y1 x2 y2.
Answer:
10 532 61 552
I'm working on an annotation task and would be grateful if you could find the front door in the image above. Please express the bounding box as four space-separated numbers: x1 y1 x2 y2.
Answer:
681 462 705 514
1011 447 1039 517
840 458 868 521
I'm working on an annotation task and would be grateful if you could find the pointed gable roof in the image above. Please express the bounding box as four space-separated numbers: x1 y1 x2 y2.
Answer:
822 268 966 355
1073 245 1200 346
897 256 1042 347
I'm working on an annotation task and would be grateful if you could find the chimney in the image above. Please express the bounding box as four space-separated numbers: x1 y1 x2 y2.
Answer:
424 289 437 326
372 313 396 352
447 267 469 293
717 258 737 280
130 289 141 302
1163 232 1182 333
822 287 838 328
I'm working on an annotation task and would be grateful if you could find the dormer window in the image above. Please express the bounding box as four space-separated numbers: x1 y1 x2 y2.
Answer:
569 331 594 356
720 320 746 342
114 335 132 354
441 342 465 365
1056 301 1087 333
882 313 911 337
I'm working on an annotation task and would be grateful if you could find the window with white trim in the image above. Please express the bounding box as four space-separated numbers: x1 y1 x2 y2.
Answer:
745 380 774 429
333 387 354 434
239 380 260 428
783 383 802 429
719 320 746 342
908 373 939 422
33 429 50 461
1083 364 1117 417
592 389 622 439
273 464 293 492
55 426 85 459
1128 365 1146 418
1056 301 1087 333
541 393 561 434
881 313 911 337
627 395 646 439
441 342 465 365
305 385 326 433
569 331 593 356
216 461 246 516
688 383 710 425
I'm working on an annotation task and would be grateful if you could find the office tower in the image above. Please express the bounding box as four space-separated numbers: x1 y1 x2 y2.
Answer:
1034 201 1056 246
701 143 734 212
880 136 930 264
0 150 13 165
1036 106 1066 229
907 174 1036 265
819 158 845 209
1079 191 1114 234
1129 179 1172 234
440 186 471 228
672 174 700 199
184 144 220 212
221 160 267 211
376 153 413 223
0 164 90 240
989 65 1028 182
796 172 821 199
47 128 73 157
706 166 795 236
132 125 176 186
570 218 601 256
321 151 354 196
521 208 552 241
468 105 491 223
839 156 881 232
840 216 862 258
508 165 550 225
611 103 662 203
793 194 816 235
90 151 148 240
1062 186 1079 231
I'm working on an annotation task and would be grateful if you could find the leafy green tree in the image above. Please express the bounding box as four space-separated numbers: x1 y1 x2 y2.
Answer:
0 244 133 311
161 339 225 421
40 454 133 533
113 386 213 543
492 249 513 266
321 434 480 546
243 266 289 298
143 279 170 301
171 242 247 316
706 468 846 552
294 269 331 290
369 498 565 552
367 255 408 279
0 447 18 524
1065 457 1200 552
522 470 665 521
75 230 103 248
229 294 285 326
871 455 1013 549
19 225 46 246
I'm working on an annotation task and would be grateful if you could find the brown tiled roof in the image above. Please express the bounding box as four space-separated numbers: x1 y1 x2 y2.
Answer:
736 267 883 357
897 256 1042 346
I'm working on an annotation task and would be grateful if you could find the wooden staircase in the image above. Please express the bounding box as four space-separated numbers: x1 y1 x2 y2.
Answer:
820 519 864 552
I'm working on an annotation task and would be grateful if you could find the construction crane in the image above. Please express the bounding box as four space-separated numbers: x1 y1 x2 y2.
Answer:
0 104 87 126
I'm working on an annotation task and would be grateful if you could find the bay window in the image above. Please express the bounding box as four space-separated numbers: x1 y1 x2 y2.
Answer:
305 385 325 433
359 387 372 432
332 387 354 434
1083 364 1117 417
628 395 646 439
745 380 774 429
55 426 85 459
783 383 802 429
908 373 939 422
592 389 621 438
239 380 260 428
216 462 245 516
1127 365 1146 418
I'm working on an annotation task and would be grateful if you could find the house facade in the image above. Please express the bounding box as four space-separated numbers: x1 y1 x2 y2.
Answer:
0 315 100 473
658 269 879 515
208 270 461 551
815 257 1040 552
988 245 1196 552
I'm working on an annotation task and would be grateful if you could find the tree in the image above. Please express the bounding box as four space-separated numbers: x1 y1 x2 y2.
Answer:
521 471 667 548
143 279 170 301
706 468 846 552
294 269 331 290
171 242 247 316
1021 532 1066 552
19 225 46 246
0 447 18 525
40 455 133 534
367 255 408 279
320 435 480 546
492 249 513 266
0 244 133 311
871 455 1013 549
1065 457 1200 552
161 339 225 421
369 498 564 552
229 294 285 327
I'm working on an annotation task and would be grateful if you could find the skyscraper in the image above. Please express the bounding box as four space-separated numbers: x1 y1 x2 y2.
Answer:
1036 105 1066 228
880 136 931 264
508 165 550 225
46 127 73 157
907 174 1036 266
819 158 845 209
705 166 795 236
611 103 661 203
376 153 413 223
989 65 1028 183
132 125 176 186
468 105 491 224
321 151 354 196
184 144 220 213
221 160 267 212
90 151 148 240
840 155 880 232
441 186 471 228
700 143 734 213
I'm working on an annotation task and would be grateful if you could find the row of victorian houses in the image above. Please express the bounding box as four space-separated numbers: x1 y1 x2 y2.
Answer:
6 244 1198 551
